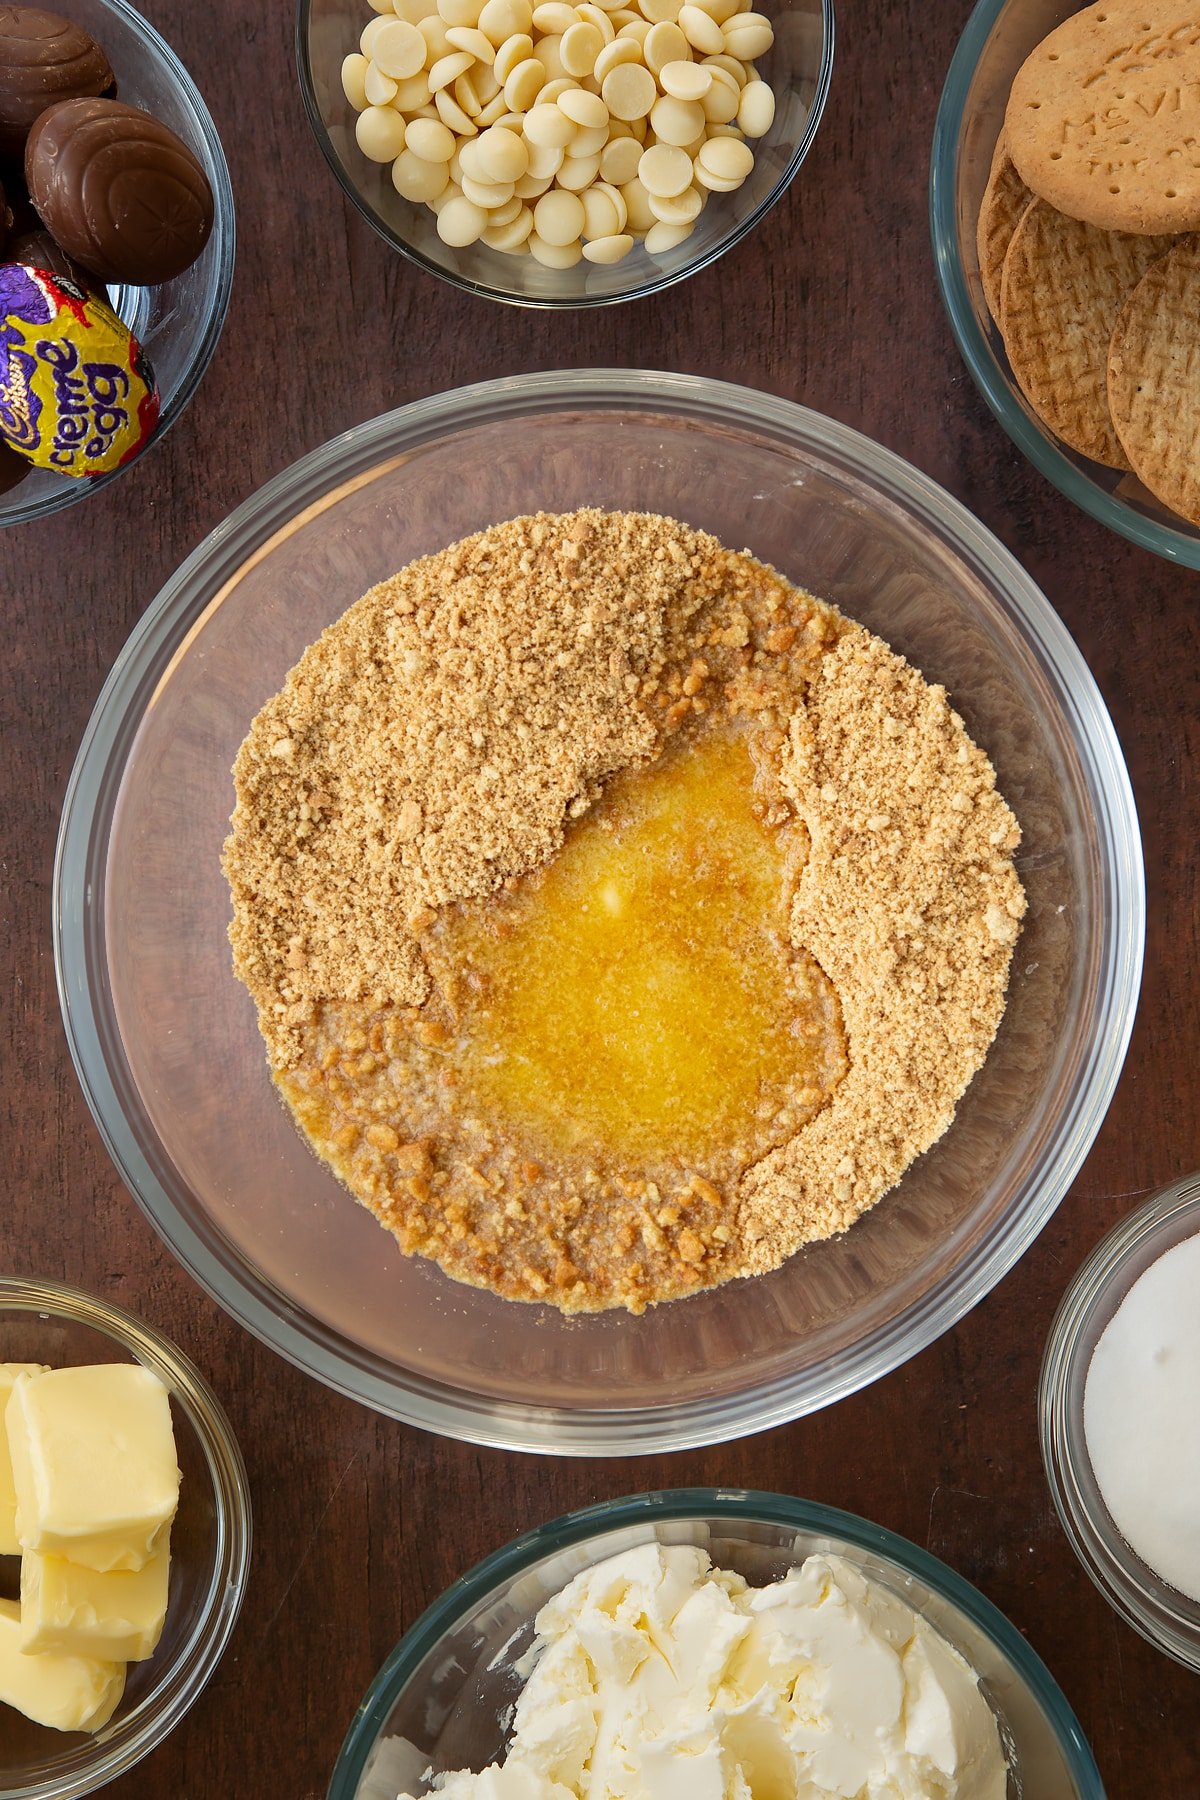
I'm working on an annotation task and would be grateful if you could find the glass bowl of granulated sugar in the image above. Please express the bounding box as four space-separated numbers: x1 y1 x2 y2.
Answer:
1041 1170 1200 1672
54 369 1143 1455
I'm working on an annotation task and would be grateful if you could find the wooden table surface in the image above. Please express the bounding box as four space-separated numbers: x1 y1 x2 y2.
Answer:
4 0 1199 1794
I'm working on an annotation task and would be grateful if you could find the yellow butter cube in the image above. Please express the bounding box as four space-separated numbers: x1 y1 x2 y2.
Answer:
7 1365 180 1573
20 1541 171 1662
0 1365 48 1556
0 1598 124 1733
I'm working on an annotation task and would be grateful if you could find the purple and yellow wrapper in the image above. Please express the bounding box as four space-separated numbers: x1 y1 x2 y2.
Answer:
0 263 159 478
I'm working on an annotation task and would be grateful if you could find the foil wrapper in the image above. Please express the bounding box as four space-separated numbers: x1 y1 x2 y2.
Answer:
0 263 159 477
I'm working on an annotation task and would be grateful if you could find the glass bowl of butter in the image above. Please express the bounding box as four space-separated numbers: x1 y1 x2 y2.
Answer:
0 1277 251 1800
327 1488 1104 1800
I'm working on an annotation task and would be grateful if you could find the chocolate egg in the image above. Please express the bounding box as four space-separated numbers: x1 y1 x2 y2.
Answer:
8 222 92 286
25 96 213 285
0 261 159 476
0 7 114 160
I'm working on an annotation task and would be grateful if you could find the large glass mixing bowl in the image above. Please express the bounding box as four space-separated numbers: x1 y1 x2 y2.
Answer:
54 370 1143 1454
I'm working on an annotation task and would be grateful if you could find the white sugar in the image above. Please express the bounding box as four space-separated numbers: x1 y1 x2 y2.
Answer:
1083 1231 1200 1604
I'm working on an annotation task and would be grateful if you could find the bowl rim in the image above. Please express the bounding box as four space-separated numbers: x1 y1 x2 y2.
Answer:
0 1275 252 1800
325 1486 1106 1800
0 0 237 530
53 368 1145 1455
928 0 1200 569
293 0 835 309
1038 1169 1200 1673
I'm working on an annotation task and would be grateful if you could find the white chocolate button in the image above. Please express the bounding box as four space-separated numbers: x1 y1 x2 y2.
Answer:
650 93 704 143
697 133 752 182
445 23 495 57
438 0 485 23
644 216 694 251
513 168 554 196
365 62 399 104
428 48 474 88
533 33 567 78
537 74 575 99
342 52 370 109
704 50 748 84
647 180 701 220
475 123 529 178
659 58 711 99
461 172 516 205
393 70 433 108
393 0 431 19
436 193 489 241
557 149 602 187
677 4 724 52
483 205 535 247
637 142 691 196
558 87 609 127
576 4 616 42
533 187 586 243
593 36 641 81
391 145 451 198
524 137 565 176
503 56 546 108
478 0 533 42
568 121 611 156
454 69 485 113
699 64 741 120
581 183 621 236
561 20 604 73
523 100 575 145
360 15 393 55
639 0 682 19
529 231 583 265
493 30 533 77
601 61 656 119
405 115 457 160
582 232 634 261
722 13 773 59
356 104 408 159
372 18 428 76
616 17 652 42
435 86 479 131
737 76 773 135
619 175 656 230
488 192 524 223
642 20 688 73
531 0 577 29
593 177 628 227
598 133 642 183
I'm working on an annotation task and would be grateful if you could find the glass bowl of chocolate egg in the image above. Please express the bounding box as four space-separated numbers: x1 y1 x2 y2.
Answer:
0 1276 251 1800
0 0 235 527
297 0 832 304
54 370 1144 1455
931 0 1200 567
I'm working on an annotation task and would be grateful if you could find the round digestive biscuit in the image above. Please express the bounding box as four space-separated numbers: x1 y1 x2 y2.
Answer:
976 136 1035 326
1107 234 1200 522
999 198 1176 466
1006 0 1200 234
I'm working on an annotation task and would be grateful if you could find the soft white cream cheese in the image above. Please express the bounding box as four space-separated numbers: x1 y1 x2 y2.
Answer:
399 1544 1007 1800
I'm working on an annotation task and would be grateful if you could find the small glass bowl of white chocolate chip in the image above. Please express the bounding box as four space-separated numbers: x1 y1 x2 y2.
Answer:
298 0 833 302
0 1278 251 1800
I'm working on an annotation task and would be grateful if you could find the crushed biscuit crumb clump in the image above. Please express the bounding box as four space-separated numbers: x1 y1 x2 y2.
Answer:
223 509 1026 1313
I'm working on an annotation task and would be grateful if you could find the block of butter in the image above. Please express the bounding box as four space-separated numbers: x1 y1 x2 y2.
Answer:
0 1598 124 1733
0 1363 48 1556
7 1364 180 1573
20 1542 171 1662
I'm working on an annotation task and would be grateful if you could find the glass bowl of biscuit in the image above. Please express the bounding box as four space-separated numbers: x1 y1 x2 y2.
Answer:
0 0 236 528
931 0 1200 565
54 369 1143 1454
0 1277 251 1799
296 0 833 305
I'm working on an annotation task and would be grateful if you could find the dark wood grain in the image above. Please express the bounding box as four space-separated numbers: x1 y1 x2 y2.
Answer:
2 0 1198 1795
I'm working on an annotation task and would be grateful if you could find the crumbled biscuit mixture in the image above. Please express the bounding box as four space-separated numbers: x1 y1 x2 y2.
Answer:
224 510 1025 1313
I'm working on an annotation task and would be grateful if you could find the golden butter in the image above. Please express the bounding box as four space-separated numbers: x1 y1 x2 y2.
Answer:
0 1598 124 1733
7 1365 180 1573
20 1542 171 1663
0 1364 48 1556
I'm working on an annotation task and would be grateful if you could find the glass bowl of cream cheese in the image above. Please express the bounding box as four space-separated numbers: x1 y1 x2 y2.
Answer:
1040 1170 1200 1674
0 1277 251 1800
327 1489 1103 1800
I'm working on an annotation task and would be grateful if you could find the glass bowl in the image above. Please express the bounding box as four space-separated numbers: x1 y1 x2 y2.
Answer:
326 1489 1104 1800
930 0 1200 566
54 369 1143 1455
296 0 833 306
1040 1171 1200 1673
0 0 236 529
0 1276 252 1799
